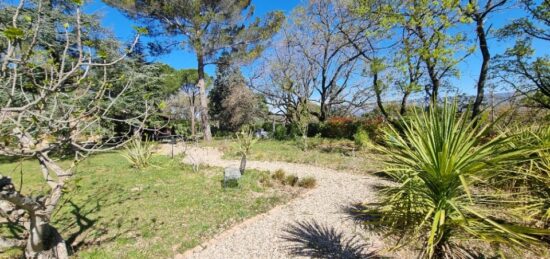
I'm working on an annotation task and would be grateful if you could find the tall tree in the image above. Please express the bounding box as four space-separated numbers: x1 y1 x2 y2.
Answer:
163 69 211 136
105 0 284 141
496 0 550 109
462 0 508 120
402 0 472 104
252 32 316 125
0 0 144 257
209 56 265 131
283 0 375 121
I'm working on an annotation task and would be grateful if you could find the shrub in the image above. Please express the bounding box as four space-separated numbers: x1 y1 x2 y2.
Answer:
356 115 386 144
258 172 273 187
122 137 154 169
272 169 286 181
235 126 257 174
283 175 299 186
273 124 288 140
321 116 357 139
307 122 322 137
353 129 371 149
362 101 550 258
297 177 317 188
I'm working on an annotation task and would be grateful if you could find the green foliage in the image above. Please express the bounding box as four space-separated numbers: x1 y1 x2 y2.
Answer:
121 137 155 169
283 175 299 187
2 26 24 40
504 125 550 227
321 117 357 139
235 126 257 158
273 124 288 140
297 177 317 189
496 0 550 109
209 60 265 131
353 129 371 149
363 101 550 258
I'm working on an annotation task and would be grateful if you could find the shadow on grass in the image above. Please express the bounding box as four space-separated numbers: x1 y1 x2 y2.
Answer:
54 189 133 253
281 220 379 259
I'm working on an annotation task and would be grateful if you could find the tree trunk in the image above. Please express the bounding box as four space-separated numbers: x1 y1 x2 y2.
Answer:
472 16 490 121
426 65 440 105
26 212 69 259
190 105 196 136
0 175 69 259
373 72 390 120
239 154 247 174
400 91 411 116
197 55 212 141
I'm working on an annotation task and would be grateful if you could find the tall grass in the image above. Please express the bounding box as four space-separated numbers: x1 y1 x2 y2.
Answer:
362 101 549 258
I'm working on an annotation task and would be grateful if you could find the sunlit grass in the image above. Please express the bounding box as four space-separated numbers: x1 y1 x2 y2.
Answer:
203 138 382 173
0 153 297 258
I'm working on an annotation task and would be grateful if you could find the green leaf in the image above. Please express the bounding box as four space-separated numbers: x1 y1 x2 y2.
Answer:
2 27 24 40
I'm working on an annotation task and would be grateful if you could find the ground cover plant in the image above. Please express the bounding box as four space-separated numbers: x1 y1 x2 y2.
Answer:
0 153 298 258
359 102 550 258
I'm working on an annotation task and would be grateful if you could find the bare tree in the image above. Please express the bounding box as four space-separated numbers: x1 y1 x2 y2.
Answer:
284 0 374 121
0 0 146 257
252 34 315 125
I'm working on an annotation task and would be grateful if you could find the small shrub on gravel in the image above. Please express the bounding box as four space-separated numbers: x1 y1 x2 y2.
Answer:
272 169 286 181
259 173 273 187
297 177 317 188
284 175 299 186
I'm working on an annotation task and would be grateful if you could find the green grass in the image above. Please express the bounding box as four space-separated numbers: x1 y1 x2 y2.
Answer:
0 153 297 258
203 138 382 173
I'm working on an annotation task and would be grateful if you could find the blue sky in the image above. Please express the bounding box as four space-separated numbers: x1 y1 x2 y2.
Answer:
84 0 548 96
85 0 300 77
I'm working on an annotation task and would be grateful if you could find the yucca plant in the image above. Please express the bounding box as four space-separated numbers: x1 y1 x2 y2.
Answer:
236 125 257 174
122 136 155 169
503 125 550 228
362 101 550 258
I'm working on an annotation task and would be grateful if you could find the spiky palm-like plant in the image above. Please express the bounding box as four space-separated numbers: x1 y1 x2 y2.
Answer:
363 102 550 258
504 125 550 227
122 137 155 169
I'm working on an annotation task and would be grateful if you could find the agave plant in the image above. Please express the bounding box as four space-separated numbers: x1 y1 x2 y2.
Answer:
363 101 549 258
122 137 155 169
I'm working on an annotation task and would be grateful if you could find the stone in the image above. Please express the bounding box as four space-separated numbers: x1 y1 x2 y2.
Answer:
223 167 241 188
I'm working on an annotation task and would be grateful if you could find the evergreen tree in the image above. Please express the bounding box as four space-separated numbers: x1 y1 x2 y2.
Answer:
105 0 284 141
209 57 265 132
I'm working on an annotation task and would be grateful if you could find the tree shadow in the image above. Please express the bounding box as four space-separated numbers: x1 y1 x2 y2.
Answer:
54 190 133 253
281 220 380 259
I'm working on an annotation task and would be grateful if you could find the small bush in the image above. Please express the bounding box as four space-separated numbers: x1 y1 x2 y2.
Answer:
321 116 357 139
356 115 386 144
258 173 273 187
122 137 154 169
283 175 299 186
297 177 317 188
273 124 288 140
353 129 371 149
272 169 286 181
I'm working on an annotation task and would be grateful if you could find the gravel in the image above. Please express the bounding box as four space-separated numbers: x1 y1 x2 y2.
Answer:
159 144 390 258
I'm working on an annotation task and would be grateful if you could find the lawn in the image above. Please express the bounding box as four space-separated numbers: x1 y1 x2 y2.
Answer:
0 153 299 258
203 138 383 173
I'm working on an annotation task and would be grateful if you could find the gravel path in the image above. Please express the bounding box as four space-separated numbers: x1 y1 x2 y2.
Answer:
158 144 388 258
